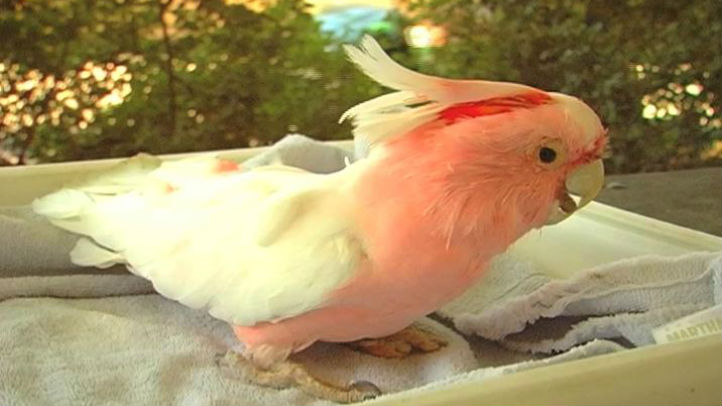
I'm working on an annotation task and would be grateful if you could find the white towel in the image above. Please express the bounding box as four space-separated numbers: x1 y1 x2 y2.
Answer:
440 252 721 353
242 134 354 174
0 272 624 405
0 277 475 406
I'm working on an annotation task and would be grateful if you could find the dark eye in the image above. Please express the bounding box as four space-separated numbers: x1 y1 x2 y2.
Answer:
539 147 557 163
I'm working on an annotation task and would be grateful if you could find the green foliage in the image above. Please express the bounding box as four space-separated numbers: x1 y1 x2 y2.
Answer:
1 0 720 173
405 0 722 172
0 0 379 164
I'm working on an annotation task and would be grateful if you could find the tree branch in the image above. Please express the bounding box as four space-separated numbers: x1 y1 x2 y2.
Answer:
157 0 177 138
18 126 36 165
126 0 142 53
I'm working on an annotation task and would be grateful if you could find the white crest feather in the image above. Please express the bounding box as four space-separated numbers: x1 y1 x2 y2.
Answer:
341 35 540 148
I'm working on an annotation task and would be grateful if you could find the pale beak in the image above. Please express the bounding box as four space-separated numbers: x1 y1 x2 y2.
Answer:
545 159 605 225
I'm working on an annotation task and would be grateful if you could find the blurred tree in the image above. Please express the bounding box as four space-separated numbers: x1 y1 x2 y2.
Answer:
402 0 722 173
0 0 379 164
1 0 720 174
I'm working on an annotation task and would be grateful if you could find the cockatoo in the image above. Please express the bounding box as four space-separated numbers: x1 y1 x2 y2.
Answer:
33 36 606 402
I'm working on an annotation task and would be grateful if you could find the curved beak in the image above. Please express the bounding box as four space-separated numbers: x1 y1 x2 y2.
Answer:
545 159 605 225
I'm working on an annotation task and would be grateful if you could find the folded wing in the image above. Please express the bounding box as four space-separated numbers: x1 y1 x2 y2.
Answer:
33 155 364 325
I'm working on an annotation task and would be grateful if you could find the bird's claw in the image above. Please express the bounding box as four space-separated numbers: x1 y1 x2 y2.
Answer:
347 324 448 358
348 380 382 401
215 350 383 403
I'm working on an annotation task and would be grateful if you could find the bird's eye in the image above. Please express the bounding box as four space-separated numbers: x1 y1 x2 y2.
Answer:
539 147 557 163
535 139 567 168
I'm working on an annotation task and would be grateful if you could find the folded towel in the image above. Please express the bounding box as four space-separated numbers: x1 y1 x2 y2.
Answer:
440 251 721 353
0 272 630 405
0 273 477 405
0 207 84 277
242 134 354 174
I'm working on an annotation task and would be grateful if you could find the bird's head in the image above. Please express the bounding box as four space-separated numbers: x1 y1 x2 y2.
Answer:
343 36 607 235
433 90 607 227
536 92 607 225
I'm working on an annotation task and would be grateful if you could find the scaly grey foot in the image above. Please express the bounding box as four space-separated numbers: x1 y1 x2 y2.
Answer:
216 351 381 403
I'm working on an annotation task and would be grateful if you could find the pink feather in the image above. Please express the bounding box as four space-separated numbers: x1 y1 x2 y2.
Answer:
235 100 606 354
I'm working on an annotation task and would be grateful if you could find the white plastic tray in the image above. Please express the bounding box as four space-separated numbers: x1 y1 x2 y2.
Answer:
1 144 720 405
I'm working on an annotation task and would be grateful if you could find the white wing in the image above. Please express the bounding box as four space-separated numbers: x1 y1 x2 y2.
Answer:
341 35 539 146
33 155 364 326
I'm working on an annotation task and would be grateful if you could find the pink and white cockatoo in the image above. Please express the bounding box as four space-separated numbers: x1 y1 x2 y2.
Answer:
33 36 606 402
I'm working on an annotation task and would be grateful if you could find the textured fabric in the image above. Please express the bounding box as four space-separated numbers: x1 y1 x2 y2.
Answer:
0 273 476 406
0 271 630 405
242 134 353 173
0 207 84 277
441 251 721 353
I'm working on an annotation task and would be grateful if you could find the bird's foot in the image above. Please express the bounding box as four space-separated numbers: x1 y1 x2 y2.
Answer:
346 324 448 358
216 351 381 403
